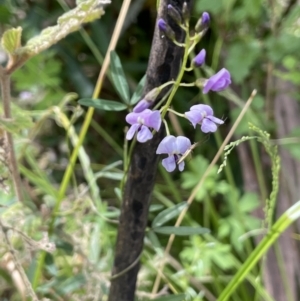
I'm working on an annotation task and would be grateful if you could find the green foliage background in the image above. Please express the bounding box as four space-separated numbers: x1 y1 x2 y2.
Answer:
0 0 300 300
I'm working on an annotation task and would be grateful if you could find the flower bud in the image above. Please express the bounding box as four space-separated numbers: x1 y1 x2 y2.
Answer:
167 4 182 25
195 12 210 32
182 2 189 23
133 87 160 113
145 87 160 101
192 49 206 67
158 18 175 41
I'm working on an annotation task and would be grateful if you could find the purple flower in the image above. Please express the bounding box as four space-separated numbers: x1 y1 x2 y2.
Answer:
156 135 191 172
202 12 210 25
126 109 161 143
193 49 206 67
203 68 231 94
185 104 224 133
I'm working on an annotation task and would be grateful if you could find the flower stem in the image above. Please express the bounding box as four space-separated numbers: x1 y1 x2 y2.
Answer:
166 108 185 117
163 119 170 136
179 82 195 87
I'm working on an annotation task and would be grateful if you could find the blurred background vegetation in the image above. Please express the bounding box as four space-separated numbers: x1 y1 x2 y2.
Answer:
0 0 300 300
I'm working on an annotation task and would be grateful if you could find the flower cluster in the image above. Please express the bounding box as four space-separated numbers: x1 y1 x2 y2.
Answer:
125 8 231 172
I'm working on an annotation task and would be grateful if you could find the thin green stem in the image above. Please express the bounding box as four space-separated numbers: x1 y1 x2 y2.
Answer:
179 82 195 87
173 40 185 47
120 138 136 192
163 119 170 135
249 138 268 201
217 201 300 301
166 108 185 117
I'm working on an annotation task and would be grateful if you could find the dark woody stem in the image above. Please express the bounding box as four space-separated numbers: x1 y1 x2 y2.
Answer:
161 26 190 119
108 1 192 301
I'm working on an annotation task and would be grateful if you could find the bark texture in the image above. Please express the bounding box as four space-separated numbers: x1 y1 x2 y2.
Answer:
108 1 192 301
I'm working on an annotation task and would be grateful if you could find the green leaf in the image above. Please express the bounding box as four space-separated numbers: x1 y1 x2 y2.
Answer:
1 27 22 55
225 41 261 83
110 51 130 104
130 74 146 105
0 104 33 134
152 202 187 228
149 204 164 212
153 226 210 236
151 294 186 301
89 221 101 263
239 192 260 212
78 98 127 111
147 230 162 249
55 274 86 295
181 155 218 201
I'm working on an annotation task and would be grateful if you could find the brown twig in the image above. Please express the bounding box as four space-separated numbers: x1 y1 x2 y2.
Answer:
0 66 23 202
0 218 39 301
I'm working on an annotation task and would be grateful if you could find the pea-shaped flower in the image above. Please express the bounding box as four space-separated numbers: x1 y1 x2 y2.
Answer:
126 109 161 143
185 104 224 133
203 68 231 94
156 135 191 172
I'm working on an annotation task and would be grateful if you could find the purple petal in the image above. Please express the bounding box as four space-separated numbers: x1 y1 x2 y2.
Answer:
175 136 191 154
203 68 231 94
178 160 185 172
156 135 177 154
190 104 213 116
158 19 167 31
126 124 140 140
201 118 217 133
207 115 224 125
193 49 206 67
185 111 202 128
126 112 139 125
202 12 210 25
162 156 176 172
137 125 153 143
133 99 151 113
145 110 161 131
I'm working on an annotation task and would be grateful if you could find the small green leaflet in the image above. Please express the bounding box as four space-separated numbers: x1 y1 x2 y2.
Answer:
110 51 130 104
78 98 127 111
152 202 187 228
